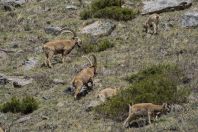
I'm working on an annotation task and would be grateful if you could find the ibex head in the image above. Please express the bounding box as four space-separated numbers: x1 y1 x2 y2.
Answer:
60 28 82 47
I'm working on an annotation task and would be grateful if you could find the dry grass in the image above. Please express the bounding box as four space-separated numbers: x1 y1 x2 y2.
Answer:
0 0 197 131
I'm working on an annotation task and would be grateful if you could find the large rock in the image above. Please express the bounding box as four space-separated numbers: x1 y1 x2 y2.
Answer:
181 10 198 27
0 73 33 88
81 20 116 37
141 0 192 15
22 57 38 71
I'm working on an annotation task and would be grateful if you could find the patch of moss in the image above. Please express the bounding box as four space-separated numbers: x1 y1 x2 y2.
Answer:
80 0 139 21
95 64 190 121
0 96 39 114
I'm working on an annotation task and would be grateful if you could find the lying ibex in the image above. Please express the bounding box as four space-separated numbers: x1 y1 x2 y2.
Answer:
43 28 82 68
123 103 170 127
97 87 120 102
72 54 97 99
143 14 160 34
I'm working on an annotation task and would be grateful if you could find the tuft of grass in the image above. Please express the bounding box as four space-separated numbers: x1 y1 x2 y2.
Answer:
80 0 139 21
95 64 190 121
81 38 114 53
0 96 39 114
20 96 39 114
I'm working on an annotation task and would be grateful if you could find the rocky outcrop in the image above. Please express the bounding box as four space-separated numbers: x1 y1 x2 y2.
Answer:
181 10 198 27
142 0 192 15
0 73 33 88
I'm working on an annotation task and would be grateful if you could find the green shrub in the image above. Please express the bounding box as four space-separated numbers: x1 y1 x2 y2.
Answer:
81 38 113 53
21 96 39 114
1 97 21 113
80 0 139 20
95 64 190 121
94 6 139 21
0 96 39 114
91 0 122 11
80 8 93 20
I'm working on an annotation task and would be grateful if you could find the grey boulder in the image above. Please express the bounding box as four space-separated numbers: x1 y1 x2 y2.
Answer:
181 10 198 27
142 0 192 15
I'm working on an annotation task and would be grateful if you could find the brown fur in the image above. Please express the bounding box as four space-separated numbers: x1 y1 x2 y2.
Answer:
72 54 97 99
0 127 4 132
123 103 169 127
143 14 160 34
97 87 120 102
43 28 82 68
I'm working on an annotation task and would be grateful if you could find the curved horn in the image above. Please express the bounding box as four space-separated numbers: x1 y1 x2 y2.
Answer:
82 55 92 66
90 54 97 67
60 27 77 38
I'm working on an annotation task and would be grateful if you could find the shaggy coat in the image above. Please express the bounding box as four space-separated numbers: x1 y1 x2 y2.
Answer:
143 14 160 34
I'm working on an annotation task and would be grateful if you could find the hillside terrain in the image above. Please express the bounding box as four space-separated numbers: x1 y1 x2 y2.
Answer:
0 0 198 131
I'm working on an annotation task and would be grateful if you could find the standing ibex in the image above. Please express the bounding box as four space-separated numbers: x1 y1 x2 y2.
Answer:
143 14 160 34
71 54 97 99
123 103 170 127
43 28 82 68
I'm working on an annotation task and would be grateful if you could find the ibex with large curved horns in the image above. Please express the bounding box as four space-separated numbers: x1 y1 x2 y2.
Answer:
43 28 82 68
71 54 97 99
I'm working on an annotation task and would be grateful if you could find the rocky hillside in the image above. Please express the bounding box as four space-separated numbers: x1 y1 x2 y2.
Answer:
0 0 198 131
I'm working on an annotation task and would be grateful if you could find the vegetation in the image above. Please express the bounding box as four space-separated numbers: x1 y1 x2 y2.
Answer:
81 38 114 53
0 96 39 114
80 0 139 21
95 64 190 121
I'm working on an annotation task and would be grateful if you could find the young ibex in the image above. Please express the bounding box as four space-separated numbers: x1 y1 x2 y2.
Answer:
43 28 82 68
143 14 160 34
97 87 120 102
123 103 170 127
72 54 97 99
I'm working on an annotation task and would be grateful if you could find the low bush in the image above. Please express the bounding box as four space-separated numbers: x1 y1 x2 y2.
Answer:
95 64 190 121
81 38 114 53
93 6 139 21
80 0 139 21
0 96 39 114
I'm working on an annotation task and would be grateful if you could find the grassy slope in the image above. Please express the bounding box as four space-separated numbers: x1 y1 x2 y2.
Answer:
0 0 197 131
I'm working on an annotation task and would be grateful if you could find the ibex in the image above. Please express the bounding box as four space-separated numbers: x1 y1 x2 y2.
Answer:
123 103 170 127
43 28 82 68
97 87 120 102
72 54 97 99
143 14 160 34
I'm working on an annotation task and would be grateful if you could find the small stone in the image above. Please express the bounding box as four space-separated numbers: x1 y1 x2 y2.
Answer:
44 26 62 35
53 79 66 85
65 5 78 10
57 102 64 107
16 116 31 123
